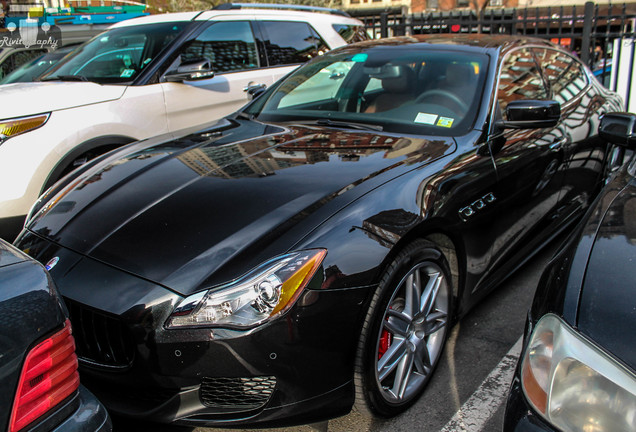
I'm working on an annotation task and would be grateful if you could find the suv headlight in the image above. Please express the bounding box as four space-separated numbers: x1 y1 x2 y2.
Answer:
166 249 326 329
521 313 636 431
0 113 50 142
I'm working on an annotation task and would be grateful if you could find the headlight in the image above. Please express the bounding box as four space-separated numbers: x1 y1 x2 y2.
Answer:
166 249 326 329
521 313 636 431
0 113 50 142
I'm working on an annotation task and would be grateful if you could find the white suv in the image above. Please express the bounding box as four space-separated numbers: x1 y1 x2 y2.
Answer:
0 3 367 240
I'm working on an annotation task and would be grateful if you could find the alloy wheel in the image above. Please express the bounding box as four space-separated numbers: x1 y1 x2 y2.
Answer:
374 262 450 404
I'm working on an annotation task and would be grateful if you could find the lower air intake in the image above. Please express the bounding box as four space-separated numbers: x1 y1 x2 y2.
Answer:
200 376 276 410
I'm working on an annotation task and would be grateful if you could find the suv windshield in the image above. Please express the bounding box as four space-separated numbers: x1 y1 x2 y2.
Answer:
42 22 188 84
246 46 489 135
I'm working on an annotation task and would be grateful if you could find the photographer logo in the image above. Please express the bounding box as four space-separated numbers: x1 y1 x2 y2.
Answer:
1 19 60 49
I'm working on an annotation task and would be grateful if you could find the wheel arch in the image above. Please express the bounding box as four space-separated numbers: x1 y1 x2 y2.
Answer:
353 229 459 417
42 135 136 193
378 219 465 317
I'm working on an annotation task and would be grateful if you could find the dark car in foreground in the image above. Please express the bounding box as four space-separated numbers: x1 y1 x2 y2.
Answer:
504 112 636 432
15 34 622 427
0 239 111 432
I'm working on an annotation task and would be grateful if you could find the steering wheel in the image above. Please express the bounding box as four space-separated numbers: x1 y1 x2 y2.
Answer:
415 89 469 114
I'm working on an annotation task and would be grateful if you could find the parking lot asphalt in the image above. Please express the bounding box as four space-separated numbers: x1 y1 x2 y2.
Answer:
113 239 559 432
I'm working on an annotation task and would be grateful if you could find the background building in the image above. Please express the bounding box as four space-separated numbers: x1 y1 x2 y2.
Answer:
343 0 624 14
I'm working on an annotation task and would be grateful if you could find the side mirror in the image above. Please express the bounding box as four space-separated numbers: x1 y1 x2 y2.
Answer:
599 112 636 148
497 100 561 129
164 59 214 83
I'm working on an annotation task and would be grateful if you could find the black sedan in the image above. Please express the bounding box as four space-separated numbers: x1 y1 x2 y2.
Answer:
15 35 622 427
0 239 111 432
504 112 636 432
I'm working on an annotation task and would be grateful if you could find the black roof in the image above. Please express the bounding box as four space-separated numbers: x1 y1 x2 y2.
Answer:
346 33 557 53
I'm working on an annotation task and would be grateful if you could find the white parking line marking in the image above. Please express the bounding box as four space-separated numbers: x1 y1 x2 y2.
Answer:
444 324 463 413
439 337 523 432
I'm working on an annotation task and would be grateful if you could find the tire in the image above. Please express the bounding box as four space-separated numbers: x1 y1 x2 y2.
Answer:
354 239 453 417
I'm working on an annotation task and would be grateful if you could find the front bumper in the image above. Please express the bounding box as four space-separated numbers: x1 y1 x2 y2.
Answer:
504 374 557 432
75 282 368 427
17 231 370 427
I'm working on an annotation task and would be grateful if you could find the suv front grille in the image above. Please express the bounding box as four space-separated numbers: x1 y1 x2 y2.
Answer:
65 298 135 369
200 376 276 410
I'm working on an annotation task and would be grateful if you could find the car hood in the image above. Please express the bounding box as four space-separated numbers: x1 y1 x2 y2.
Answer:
578 172 636 372
0 82 126 119
25 119 455 296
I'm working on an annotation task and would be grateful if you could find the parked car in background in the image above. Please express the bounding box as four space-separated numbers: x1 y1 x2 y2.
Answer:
0 238 111 432
504 112 636 432
0 44 77 84
15 34 621 427
0 3 367 241
0 24 105 81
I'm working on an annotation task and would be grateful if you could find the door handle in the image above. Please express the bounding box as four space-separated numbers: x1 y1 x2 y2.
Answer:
244 83 267 101
243 82 266 92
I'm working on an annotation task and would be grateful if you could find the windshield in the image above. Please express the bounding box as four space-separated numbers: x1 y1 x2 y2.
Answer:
42 22 188 84
246 47 489 135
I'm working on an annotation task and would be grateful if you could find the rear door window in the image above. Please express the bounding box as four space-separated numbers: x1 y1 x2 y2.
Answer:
177 21 259 74
533 48 589 105
258 21 329 66
497 48 549 118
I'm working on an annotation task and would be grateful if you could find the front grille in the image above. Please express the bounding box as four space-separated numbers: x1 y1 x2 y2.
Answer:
200 376 276 410
65 298 135 369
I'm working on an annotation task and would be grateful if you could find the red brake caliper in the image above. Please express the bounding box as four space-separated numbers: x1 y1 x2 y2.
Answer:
379 306 395 359
378 327 392 359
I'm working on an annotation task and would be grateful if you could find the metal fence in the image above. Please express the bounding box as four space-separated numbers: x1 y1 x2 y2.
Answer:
352 2 636 109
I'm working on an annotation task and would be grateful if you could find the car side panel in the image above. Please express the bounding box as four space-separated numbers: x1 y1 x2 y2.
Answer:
160 67 286 132
285 131 506 314
0 89 167 223
556 78 624 220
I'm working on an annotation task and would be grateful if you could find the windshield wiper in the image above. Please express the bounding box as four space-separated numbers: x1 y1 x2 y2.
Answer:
41 75 89 82
315 119 383 131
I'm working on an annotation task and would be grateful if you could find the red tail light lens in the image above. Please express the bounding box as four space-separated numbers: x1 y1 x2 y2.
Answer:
9 319 80 432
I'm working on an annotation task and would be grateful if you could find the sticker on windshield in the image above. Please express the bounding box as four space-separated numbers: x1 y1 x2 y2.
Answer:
437 117 454 128
414 112 438 125
352 53 368 63
120 69 136 78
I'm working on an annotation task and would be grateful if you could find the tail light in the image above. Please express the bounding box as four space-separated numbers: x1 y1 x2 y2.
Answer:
9 319 80 432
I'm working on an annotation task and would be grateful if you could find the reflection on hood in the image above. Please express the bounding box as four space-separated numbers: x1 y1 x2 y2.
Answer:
173 124 451 180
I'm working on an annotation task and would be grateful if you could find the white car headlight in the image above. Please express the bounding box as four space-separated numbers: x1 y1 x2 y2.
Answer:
166 249 326 329
0 113 50 142
521 313 636 431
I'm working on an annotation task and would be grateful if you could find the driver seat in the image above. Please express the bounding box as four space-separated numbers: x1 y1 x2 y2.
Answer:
438 63 477 108
365 65 415 113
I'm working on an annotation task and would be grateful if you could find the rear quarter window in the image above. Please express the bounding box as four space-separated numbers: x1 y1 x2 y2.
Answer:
332 24 370 43
259 21 329 66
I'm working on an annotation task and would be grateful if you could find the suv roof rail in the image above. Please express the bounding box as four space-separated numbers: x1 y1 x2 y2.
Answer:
212 3 351 17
